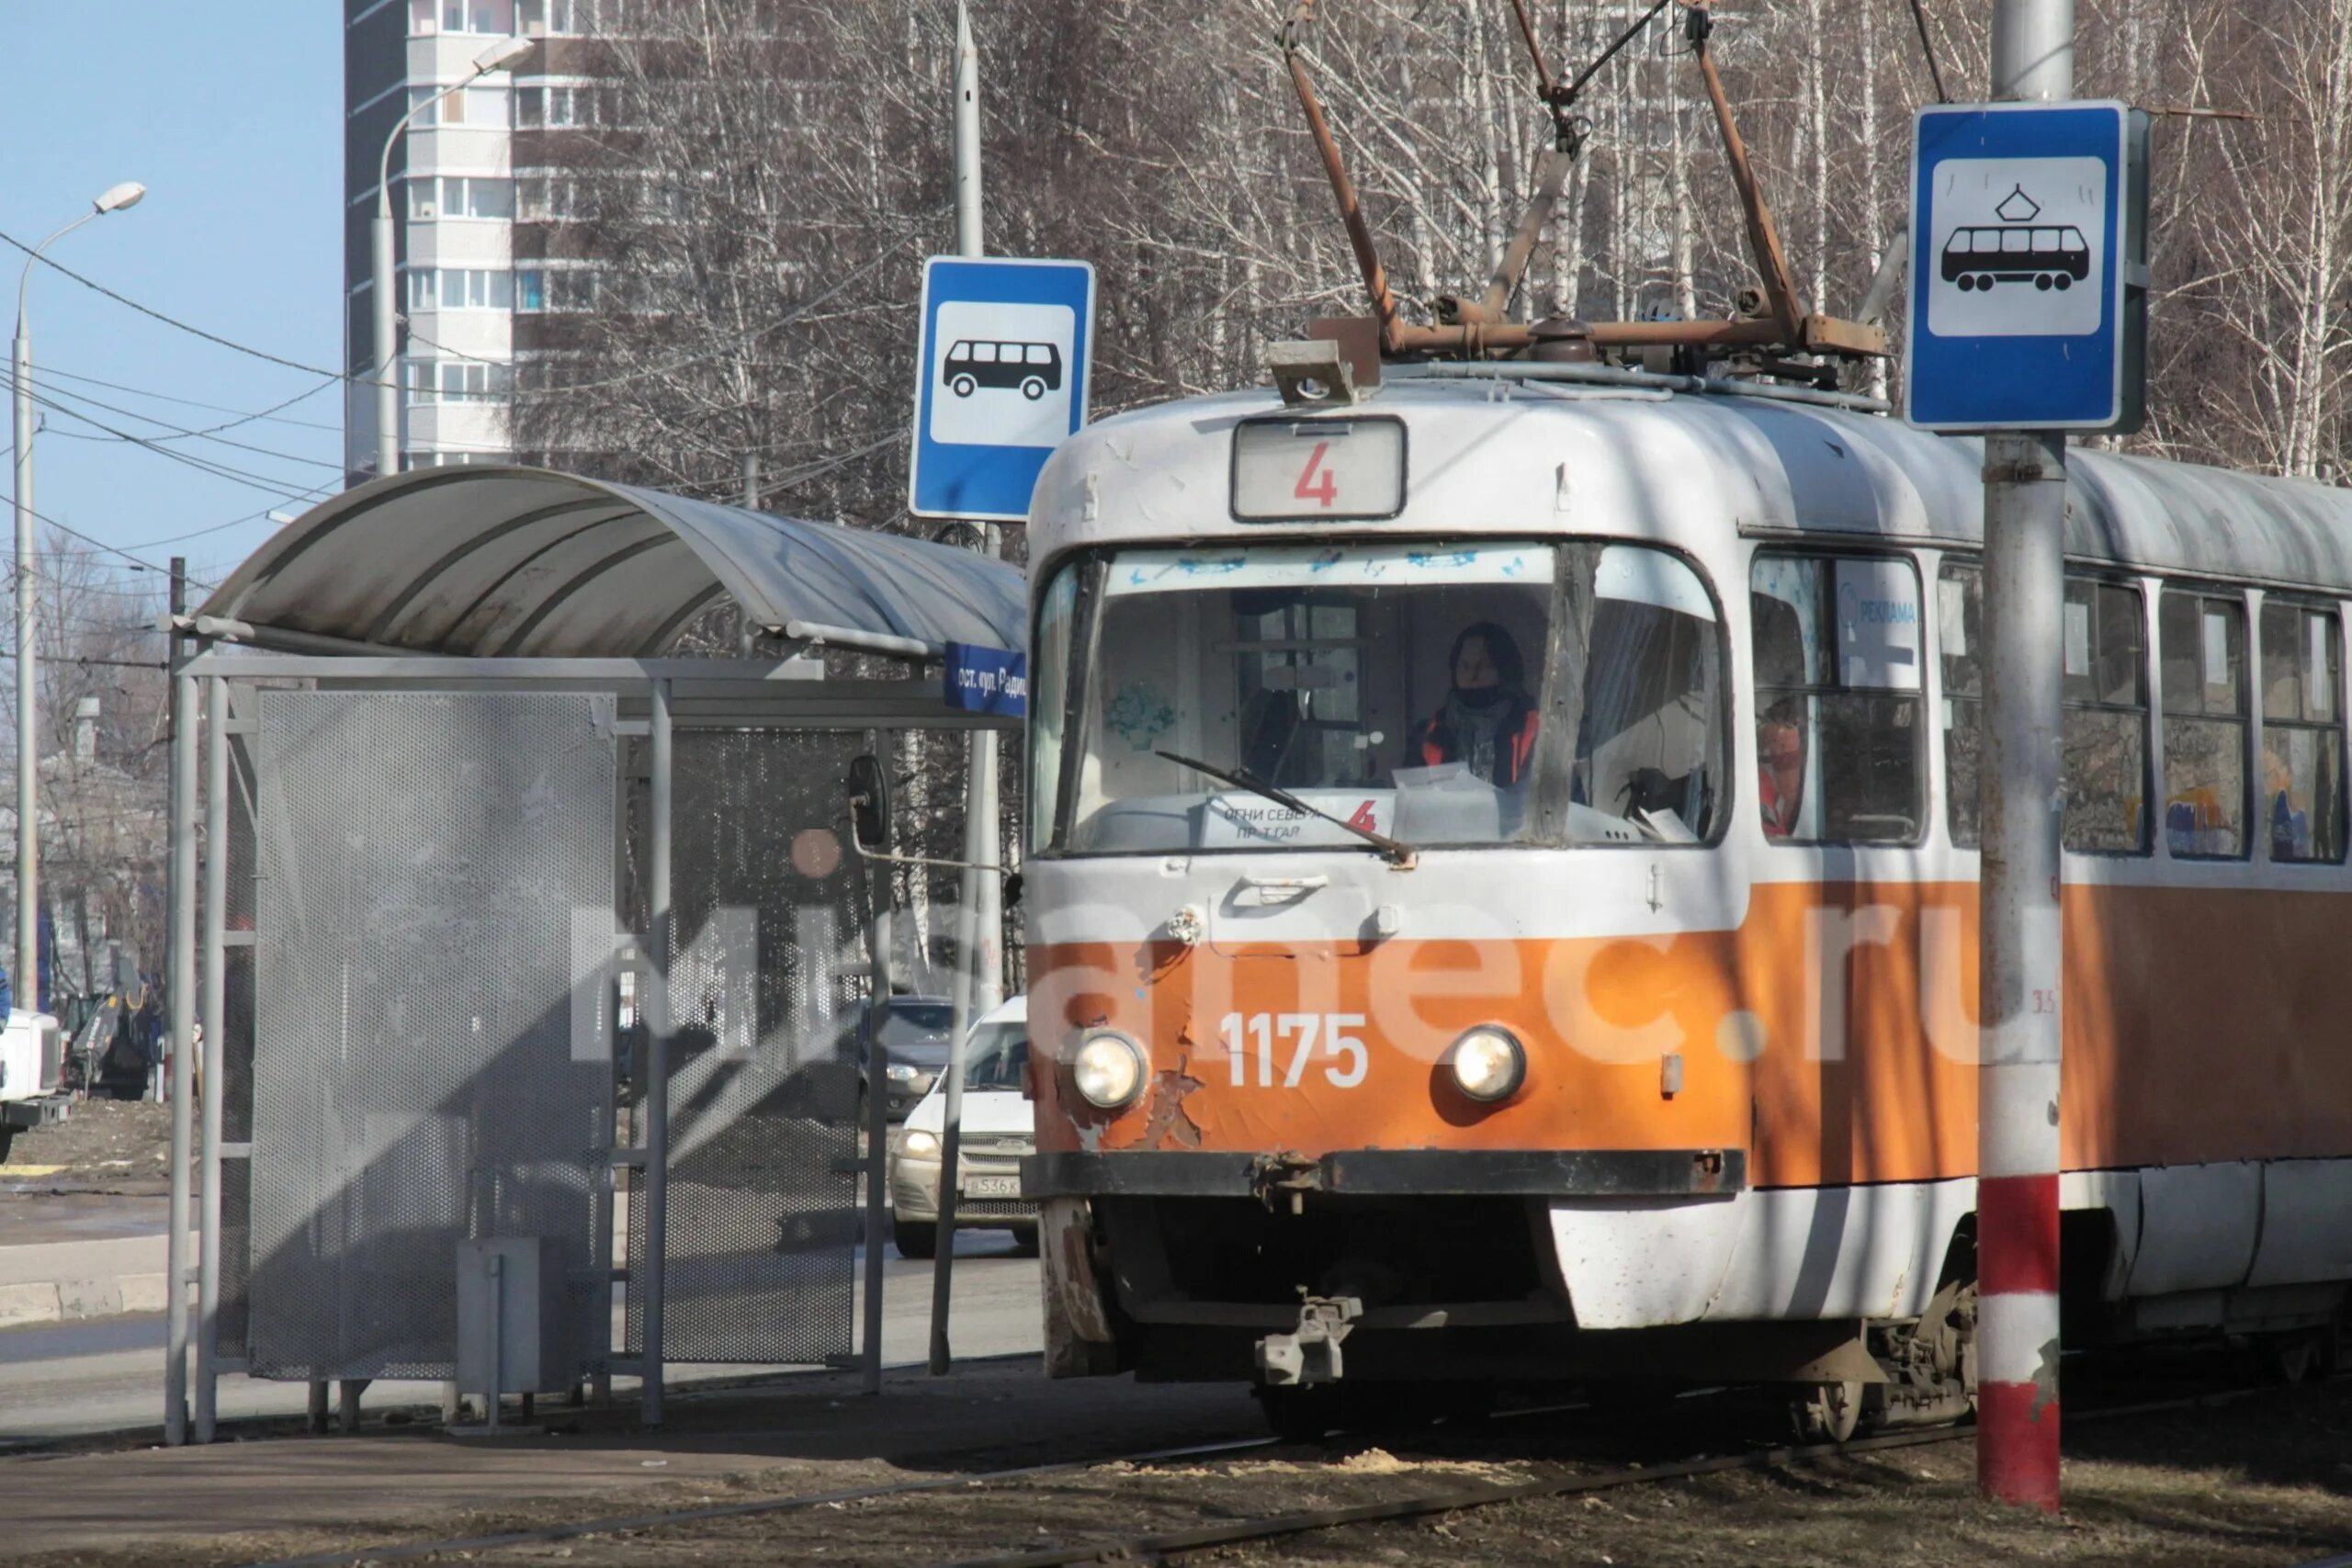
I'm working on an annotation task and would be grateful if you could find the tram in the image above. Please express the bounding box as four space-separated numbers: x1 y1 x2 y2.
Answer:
1015 358 2352 1437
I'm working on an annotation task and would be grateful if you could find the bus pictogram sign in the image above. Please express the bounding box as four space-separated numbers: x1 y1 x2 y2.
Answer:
909 256 1096 523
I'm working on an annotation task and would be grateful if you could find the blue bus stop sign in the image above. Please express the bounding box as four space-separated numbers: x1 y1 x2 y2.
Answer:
909 256 1096 523
1906 101 2147 434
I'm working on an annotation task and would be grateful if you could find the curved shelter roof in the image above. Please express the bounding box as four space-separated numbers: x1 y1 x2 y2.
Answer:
197 466 1024 660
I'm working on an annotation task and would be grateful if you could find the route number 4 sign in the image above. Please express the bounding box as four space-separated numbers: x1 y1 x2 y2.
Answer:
1231 417 1408 522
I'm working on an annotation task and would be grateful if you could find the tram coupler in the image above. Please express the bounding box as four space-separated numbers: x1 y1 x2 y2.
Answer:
1250 1150 1320 1215
1255 1292 1363 1386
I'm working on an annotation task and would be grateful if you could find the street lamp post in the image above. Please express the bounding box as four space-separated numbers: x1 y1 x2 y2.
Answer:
372 36 535 480
13 180 144 1011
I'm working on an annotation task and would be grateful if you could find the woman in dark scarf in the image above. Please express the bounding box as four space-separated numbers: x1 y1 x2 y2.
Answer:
1409 622 1540 785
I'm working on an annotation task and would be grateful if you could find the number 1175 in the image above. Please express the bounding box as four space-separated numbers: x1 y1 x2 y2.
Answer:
1218 1011 1368 1089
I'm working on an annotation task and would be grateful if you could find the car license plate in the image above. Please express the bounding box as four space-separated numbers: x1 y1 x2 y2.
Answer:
962 1174 1021 1199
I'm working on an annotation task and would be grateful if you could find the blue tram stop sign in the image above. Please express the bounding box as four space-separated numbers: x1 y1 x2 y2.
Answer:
908 256 1096 524
1907 101 2149 434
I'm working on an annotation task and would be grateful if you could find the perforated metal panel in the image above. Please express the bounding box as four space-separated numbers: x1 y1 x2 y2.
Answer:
245 691 616 1382
624 730 868 1366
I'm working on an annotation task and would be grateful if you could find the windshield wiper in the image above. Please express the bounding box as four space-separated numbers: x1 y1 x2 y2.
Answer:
1156 750 1418 868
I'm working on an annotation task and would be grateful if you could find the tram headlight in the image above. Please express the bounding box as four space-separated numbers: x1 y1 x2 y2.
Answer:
1446 1025 1526 1103
1072 1032 1148 1111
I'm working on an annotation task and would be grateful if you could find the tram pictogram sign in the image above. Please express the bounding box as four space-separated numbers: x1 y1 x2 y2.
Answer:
1907 101 2149 434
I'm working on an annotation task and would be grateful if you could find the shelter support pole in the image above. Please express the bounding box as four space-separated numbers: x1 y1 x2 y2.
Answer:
863 724 895 1397
307 1381 328 1434
642 678 672 1427
931 738 987 1376
196 677 228 1441
164 670 198 1446
1977 0 2073 1515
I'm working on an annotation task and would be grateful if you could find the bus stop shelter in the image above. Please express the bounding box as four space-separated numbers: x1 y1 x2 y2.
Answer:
156 466 1024 1444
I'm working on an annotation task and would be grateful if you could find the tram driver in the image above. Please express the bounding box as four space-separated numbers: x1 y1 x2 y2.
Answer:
1409 622 1541 785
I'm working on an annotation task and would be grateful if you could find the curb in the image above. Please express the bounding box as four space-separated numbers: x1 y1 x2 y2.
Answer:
0 1235 169 1328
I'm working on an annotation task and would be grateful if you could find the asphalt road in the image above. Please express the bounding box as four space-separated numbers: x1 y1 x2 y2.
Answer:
0 1230 1042 1446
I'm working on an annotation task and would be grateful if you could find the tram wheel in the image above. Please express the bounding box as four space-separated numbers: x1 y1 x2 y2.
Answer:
1790 1379 1865 1445
2035 274 2054 290
1958 275 1977 292
1977 274 1996 291
2265 1326 2335 1384
2054 273 2073 290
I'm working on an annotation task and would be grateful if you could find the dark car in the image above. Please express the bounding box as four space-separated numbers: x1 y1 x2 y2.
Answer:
864 995 956 1121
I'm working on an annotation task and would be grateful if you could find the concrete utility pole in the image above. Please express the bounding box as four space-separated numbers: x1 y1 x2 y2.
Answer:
932 0 999 1377
14 182 145 1014
1978 0 2074 1515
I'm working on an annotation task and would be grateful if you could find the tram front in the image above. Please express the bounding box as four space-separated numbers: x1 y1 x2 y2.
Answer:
1020 382 1750 1419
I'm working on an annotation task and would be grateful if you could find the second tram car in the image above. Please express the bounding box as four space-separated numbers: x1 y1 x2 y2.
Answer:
1016 363 2352 1436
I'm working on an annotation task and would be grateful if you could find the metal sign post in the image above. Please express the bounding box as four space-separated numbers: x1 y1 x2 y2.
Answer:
933 1 1000 1377
1905 0 2139 1514
916 5 1072 1377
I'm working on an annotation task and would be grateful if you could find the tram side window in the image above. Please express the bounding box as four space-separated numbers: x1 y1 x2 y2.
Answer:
2258 598 2346 863
2160 587 2249 858
1571 545 1725 841
1750 553 1923 843
1028 566 1082 852
1941 566 2149 852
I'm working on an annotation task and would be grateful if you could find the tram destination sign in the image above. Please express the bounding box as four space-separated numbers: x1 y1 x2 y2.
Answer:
1231 416 1408 522
909 255 1097 523
1906 100 2149 434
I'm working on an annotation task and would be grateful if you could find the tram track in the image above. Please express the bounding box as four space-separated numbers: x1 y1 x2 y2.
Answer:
244 1370 2316 1568
935 1386 2285 1568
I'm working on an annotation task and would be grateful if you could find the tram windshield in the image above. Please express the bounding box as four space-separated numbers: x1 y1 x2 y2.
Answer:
1030 540 1724 855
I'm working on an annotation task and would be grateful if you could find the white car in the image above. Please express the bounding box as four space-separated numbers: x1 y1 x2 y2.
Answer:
0 1009 66 1162
889 995 1035 1259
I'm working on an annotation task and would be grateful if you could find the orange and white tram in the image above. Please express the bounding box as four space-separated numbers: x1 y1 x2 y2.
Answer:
1015 362 2352 1435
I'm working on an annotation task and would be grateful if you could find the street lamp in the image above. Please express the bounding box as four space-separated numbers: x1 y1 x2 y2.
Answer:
372 36 536 481
13 179 145 1010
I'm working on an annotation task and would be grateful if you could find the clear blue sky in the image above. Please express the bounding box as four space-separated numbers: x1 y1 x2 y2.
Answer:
0 5 345 602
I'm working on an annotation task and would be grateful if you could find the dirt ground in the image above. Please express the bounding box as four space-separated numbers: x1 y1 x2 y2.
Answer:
11 1358 2348 1568
4 1098 172 1194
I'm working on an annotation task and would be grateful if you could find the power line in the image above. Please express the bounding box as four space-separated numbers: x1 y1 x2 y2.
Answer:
35 365 344 434
9 498 220 588
11 379 339 499
24 375 345 472
35 371 344 453
752 430 906 502
0 226 348 381
1906 0 1953 105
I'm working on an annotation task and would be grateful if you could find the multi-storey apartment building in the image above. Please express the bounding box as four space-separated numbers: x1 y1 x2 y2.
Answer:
343 0 614 480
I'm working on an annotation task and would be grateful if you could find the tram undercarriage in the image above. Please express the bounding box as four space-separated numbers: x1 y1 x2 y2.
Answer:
1036 1181 1984 1444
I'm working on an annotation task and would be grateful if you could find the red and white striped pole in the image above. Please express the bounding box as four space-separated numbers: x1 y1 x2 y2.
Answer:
1977 0 2075 1514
